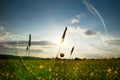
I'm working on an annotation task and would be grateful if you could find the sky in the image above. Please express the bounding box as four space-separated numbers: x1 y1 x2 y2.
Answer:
0 0 120 59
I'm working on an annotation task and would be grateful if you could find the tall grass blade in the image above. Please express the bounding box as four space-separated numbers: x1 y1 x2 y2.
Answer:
26 34 31 51
26 34 31 56
56 27 67 58
26 46 28 50
70 46 74 55
61 27 67 42
29 34 31 47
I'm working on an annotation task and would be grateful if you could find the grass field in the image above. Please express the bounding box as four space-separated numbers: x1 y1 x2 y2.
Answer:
0 58 120 80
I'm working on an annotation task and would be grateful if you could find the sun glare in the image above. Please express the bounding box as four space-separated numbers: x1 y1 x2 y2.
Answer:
54 36 61 46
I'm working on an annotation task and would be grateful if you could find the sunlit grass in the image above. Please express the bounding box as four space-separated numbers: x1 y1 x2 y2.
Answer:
0 59 120 80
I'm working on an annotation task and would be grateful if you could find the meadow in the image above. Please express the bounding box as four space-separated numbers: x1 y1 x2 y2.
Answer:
0 57 120 80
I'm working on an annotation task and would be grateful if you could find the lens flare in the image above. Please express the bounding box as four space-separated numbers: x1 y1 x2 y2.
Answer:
90 5 108 35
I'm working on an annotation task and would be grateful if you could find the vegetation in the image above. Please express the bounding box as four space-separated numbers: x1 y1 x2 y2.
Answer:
0 28 120 80
0 56 120 80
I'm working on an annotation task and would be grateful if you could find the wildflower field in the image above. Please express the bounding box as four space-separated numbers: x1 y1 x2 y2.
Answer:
0 58 120 80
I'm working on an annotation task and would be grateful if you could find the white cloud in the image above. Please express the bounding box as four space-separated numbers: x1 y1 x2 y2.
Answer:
68 26 120 58
72 18 79 24
0 25 14 42
101 35 120 47
89 35 120 58
0 24 119 58
85 30 97 36
68 26 98 38
71 13 84 24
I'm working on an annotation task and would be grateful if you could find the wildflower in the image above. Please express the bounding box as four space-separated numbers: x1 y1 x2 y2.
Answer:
114 71 118 74
61 61 64 64
11 76 13 78
6 73 9 77
90 72 94 77
56 73 58 76
106 73 109 76
39 65 44 69
107 68 111 73
49 68 52 72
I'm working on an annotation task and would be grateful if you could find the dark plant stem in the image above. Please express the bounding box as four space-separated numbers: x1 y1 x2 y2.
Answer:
56 42 62 58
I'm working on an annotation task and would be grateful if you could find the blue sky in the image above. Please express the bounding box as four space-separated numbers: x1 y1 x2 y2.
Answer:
0 0 120 58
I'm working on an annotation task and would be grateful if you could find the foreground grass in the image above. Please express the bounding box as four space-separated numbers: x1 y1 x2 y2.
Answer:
0 59 120 80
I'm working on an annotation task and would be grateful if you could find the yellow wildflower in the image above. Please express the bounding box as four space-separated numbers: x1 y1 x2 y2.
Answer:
90 72 94 77
56 73 58 76
107 68 111 73
6 73 9 77
49 68 52 72
61 61 64 64
39 65 44 69
114 71 118 74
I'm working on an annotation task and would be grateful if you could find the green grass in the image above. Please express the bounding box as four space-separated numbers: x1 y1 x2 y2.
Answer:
0 59 120 80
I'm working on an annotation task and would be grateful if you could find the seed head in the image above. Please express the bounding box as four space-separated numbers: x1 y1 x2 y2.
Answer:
60 53 64 57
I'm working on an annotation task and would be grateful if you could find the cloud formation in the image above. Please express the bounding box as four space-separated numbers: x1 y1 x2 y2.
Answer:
68 26 98 37
85 30 97 36
71 14 84 24
0 25 12 42
101 36 120 46
72 18 79 24
90 36 120 57
0 44 9 50
0 40 56 48
35 41 56 46
0 40 55 56
105 39 120 46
